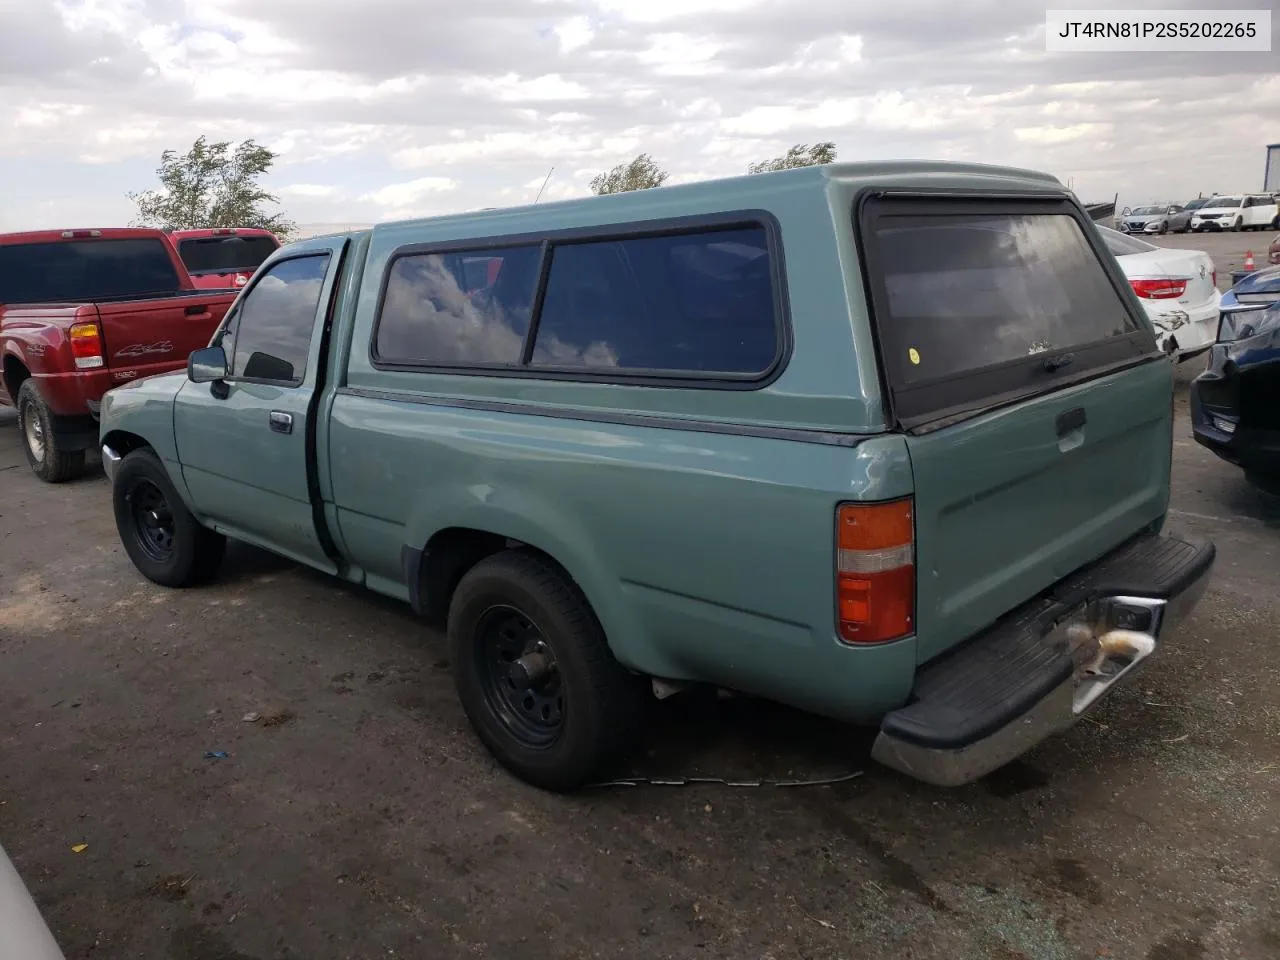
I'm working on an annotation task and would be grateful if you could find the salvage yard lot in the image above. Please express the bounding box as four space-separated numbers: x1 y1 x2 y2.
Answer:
2 234 1279 960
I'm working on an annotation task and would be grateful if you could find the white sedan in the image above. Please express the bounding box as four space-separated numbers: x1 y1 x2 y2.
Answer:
1097 226 1221 360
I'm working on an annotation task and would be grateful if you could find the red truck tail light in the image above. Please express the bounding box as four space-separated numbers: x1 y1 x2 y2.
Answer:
836 499 914 644
69 322 104 369
1130 278 1187 300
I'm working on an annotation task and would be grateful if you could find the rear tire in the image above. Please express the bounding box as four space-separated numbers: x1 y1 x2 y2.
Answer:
16 380 84 483
112 448 225 587
449 550 647 791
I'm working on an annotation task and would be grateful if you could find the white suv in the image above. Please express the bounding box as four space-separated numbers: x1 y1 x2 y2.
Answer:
1190 194 1280 232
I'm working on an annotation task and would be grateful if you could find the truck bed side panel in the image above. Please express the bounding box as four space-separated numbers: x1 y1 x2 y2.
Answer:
326 392 918 724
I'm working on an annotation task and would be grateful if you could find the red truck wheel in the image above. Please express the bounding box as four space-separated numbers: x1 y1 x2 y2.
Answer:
16 380 85 483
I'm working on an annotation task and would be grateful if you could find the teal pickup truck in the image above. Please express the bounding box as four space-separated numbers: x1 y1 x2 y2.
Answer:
99 161 1215 791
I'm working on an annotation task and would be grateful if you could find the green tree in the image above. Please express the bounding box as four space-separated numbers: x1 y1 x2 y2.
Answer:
589 153 669 195
747 142 837 174
128 136 296 238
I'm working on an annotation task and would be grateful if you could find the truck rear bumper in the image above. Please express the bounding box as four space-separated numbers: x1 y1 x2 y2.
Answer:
871 531 1215 787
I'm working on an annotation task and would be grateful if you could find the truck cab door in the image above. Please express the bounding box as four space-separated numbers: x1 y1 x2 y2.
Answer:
173 238 347 572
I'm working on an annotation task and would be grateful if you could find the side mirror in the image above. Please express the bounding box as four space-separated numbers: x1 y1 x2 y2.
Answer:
188 345 229 383
1121 206 1131 216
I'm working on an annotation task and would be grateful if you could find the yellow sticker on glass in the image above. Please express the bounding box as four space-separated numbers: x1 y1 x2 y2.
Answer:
908 348 921 365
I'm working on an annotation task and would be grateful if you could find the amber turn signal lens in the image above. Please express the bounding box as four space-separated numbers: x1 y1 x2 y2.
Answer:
68 322 104 370
836 499 914 645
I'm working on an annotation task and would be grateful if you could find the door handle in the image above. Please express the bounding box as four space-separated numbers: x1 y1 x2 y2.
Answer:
185 304 211 318
268 411 293 434
1056 407 1087 437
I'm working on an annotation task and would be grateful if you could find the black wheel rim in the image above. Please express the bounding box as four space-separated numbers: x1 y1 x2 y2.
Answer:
474 605 564 749
127 479 176 563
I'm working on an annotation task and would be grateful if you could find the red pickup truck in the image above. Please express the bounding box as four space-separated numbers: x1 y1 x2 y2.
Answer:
168 227 280 289
0 228 236 482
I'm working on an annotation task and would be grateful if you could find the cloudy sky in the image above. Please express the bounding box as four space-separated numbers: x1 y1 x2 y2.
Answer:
2 0 1277 233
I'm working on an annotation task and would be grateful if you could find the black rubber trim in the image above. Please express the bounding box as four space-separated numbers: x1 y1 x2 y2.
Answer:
402 544 425 616
335 387 867 447
304 239 351 570
1050 532 1216 609
50 413 100 450
881 600 1070 751
880 532 1215 751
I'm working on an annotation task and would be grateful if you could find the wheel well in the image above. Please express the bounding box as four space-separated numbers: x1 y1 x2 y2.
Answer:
418 527 569 623
2 355 29 404
100 430 152 457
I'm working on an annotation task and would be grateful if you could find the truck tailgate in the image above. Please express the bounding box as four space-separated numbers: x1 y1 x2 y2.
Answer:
96 294 231 378
907 359 1171 662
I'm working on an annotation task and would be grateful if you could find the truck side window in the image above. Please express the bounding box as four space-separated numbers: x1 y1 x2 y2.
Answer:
530 226 778 374
229 254 331 384
376 245 541 364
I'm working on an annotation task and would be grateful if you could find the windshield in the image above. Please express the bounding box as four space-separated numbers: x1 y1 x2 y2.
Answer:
1130 206 1163 216
1207 196 1244 208
178 236 278 275
1183 198 1210 210
0 238 182 304
1098 226 1158 256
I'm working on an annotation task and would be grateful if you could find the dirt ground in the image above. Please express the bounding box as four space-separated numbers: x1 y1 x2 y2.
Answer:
2 235 1278 960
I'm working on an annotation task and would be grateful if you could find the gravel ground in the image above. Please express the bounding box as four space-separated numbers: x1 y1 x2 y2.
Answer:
1 235 1277 960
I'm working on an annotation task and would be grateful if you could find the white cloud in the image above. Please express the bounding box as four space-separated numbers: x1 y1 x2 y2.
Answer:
280 183 340 198
555 15 594 53
361 176 459 207
596 0 765 23
392 132 601 168
483 73 592 102
637 33 724 76
1015 123 1111 146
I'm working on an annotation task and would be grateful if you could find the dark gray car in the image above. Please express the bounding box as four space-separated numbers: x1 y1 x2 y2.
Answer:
1170 197 1216 232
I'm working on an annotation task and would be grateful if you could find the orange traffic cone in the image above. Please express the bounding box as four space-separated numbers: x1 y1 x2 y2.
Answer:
1244 250 1256 271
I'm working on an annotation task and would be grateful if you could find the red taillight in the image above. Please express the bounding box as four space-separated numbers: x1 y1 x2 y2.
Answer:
836 499 914 645
1130 278 1187 300
68 321 104 370
212 228 236 236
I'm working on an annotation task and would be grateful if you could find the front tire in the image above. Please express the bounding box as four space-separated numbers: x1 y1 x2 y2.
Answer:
16 380 85 483
112 448 225 587
1159 221 1168 234
449 550 646 791
1233 217 1244 232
